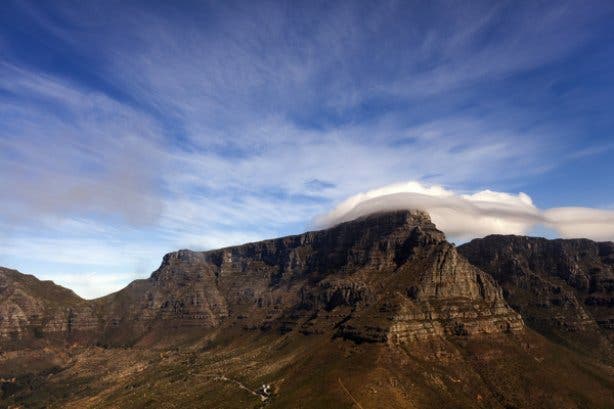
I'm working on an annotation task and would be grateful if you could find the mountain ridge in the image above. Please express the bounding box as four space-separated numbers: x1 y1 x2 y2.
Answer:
92 209 523 346
3 211 613 349
459 234 614 359
1 210 613 408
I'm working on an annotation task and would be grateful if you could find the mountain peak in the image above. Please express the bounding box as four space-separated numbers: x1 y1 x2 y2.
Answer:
155 209 443 272
344 208 433 225
96 208 522 346
6 213 614 408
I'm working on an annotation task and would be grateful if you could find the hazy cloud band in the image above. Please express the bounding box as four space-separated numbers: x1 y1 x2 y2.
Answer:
316 181 614 242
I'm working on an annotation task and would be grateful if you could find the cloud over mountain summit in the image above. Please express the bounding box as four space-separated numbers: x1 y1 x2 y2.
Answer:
317 181 614 242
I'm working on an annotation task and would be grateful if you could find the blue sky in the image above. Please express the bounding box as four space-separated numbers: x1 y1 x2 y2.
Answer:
1 0 613 298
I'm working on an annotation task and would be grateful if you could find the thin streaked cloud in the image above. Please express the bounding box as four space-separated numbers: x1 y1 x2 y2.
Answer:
1 0 613 297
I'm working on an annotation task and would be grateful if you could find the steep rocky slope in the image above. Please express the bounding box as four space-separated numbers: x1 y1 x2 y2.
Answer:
459 235 614 350
95 210 523 345
1 210 523 347
1 211 613 408
0 268 97 348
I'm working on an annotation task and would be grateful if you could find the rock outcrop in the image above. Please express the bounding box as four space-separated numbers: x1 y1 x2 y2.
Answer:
458 235 614 343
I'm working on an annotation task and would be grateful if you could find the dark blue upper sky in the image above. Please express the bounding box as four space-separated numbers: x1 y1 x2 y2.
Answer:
1 0 613 297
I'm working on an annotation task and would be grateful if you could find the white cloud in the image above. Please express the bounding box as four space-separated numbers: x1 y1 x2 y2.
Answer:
543 207 614 242
316 181 614 242
1 1 612 298
0 63 166 226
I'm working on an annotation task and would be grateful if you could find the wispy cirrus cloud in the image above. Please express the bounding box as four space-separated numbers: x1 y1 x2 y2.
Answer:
1 0 613 297
0 63 166 226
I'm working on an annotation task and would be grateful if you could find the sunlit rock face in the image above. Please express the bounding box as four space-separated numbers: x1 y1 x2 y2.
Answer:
93 210 523 345
459 235 614 342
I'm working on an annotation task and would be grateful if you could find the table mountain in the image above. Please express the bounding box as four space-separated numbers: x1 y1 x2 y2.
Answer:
94 210 523 346
1 211 613 408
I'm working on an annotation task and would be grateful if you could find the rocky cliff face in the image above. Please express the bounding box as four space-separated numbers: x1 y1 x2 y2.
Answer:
458 235 613 343
0 268 98 346
0 211 524 347
5 215 614 409
95 210 523 345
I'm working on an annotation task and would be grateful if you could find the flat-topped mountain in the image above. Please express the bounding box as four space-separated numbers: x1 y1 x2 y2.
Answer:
97 210 522 345
1 210 613 408
1 210 523 347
